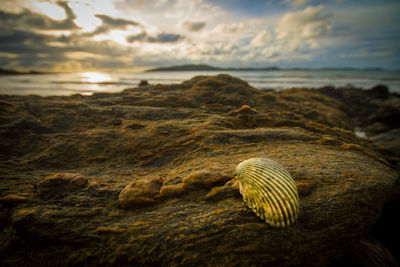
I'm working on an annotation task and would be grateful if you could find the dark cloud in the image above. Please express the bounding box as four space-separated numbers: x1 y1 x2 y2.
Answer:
148 33 183 43
126 32 147 42
0 24 135 71
57 1 76 20
0 5 142 68
0 1 78 30
126 32 183 43
96 14 140 27
182 21 206 32
0 34 136 71
86 14 142 36
0 28 59 54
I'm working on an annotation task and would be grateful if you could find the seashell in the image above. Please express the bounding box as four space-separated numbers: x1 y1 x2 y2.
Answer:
235 158 299 227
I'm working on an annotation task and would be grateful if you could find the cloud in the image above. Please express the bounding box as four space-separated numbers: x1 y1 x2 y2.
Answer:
181 21 206 32
86 14 142 36
235 6 335 65
126 31 183 43
57 1 76 20
114 0 224 31
0 14 139 72
341 48 392 59
213 23 246 34
148 33 183 43
285 0 346 7
0 1 78 30
285 0 311 7
114 0 222 16
0 28 58 54
0 0 399 71
250 30 272 47
276 5 331 41
96 14 140 28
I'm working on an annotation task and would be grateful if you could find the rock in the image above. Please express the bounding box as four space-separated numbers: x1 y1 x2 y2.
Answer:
370 129 400 156
0 75 398 266
368 84 390 99
139 80 149 87
338 238 398 266
1 117 48 136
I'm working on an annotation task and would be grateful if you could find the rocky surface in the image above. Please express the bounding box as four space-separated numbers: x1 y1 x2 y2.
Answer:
0 74 398 266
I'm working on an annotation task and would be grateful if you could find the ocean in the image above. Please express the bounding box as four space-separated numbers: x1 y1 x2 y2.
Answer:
1 69 399 96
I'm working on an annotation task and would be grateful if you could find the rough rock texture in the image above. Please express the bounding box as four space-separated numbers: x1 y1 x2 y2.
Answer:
319 84 400 157
0 75 398 266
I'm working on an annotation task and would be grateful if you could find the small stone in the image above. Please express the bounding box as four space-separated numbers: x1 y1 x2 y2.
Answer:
119 177 163 208
156 183 187 199
182 170 229 189
296 180 317 196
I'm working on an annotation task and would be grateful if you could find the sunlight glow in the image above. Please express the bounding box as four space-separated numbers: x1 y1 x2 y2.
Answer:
79 72 112 83
92 30 132 45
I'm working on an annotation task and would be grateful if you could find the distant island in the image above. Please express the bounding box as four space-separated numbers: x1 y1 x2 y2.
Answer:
0 68 52 75
146 64 280 72
145 64 387 72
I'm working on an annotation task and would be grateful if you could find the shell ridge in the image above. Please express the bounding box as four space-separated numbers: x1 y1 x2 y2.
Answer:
257 162 298 198
241 170 276 218
242 170 283 226
245 168 290 226
248 168 293 226
249 182 281 226
245 186 265 220
257 166 299 220
258 164 300 207
247 175 282 225
243 183 261 214
244 167 291 227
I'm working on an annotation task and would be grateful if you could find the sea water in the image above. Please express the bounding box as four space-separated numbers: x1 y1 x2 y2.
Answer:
0 69 399 96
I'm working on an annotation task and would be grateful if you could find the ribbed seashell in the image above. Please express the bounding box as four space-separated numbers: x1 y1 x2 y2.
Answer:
235 158 299 227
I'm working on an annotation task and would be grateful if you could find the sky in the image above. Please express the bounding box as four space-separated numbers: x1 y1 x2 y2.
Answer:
0 0 399 72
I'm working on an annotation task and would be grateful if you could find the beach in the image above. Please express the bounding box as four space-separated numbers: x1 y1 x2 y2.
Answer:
0 74 399 266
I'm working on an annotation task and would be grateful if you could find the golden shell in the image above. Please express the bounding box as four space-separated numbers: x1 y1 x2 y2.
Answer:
235 158 299 227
